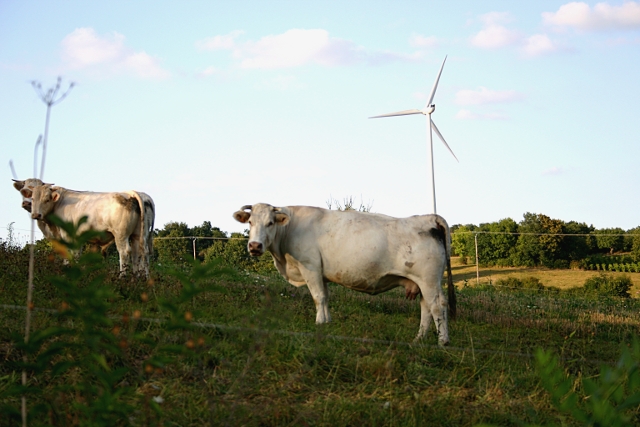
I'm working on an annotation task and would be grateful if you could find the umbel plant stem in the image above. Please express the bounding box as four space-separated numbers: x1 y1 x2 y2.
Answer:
20 77 73 427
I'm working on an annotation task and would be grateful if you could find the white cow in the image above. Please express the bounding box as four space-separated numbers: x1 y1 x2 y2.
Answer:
21 182 155 277
233 203 456 345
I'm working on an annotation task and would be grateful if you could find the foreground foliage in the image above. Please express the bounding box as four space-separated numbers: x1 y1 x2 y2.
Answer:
537 339 640 426
0 220 233 426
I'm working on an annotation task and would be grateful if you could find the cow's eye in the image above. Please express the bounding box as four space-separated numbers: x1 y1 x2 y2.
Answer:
267 221 274 227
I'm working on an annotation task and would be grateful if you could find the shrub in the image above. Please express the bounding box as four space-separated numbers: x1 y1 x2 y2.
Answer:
581 273 633 298
202 233 276 275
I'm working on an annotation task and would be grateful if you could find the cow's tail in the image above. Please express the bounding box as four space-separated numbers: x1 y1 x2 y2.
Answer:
126 191 148 272
436 215 456 320
143 194 155 260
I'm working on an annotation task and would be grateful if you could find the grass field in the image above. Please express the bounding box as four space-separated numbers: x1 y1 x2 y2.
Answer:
1 250 639 426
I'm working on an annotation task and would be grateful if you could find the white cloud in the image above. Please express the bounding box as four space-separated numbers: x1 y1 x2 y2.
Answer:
471 24 522 49
471 12 521 49
455 87 525 105
61 27 169 79
521 34 560 56
470 11 563 56
196 28 415 70
410 34 438 48
543 1 640 31
195 66 218 77
542 166 565 176
455 109 509 120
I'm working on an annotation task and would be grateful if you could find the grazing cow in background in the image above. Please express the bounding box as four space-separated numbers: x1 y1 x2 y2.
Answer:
20 182 155 277
233 203 456 345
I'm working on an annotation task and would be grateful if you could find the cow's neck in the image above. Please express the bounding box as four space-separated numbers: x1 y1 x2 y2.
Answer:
267 222 289 264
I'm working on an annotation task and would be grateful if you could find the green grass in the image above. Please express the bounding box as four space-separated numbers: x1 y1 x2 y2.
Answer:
1 247 639 426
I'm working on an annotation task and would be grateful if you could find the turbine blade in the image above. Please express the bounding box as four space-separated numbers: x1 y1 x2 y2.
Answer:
369 109 423 119
424 55 447 109
431 120 459 162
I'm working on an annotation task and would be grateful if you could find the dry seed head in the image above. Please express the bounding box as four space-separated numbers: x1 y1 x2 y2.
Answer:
144 364 154 374
184 311 193 322
112 326 121 336
140 292 148 302
186 339 195 349
133 310 141 320
197 337 205 347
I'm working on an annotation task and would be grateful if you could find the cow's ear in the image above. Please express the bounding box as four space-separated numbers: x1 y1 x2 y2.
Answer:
274 212 289 226
13 180 25 191
233 211 251 224
52 191 61 202
20 188 33 198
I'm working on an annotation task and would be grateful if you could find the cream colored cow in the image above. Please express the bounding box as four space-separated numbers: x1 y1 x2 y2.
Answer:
233 203 456 345
22 182 154 277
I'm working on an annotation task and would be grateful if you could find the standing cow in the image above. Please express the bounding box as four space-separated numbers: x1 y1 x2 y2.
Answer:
21 182 155 277
233 203 456 345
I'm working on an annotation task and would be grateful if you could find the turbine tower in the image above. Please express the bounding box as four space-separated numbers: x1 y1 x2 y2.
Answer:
369 55 458 214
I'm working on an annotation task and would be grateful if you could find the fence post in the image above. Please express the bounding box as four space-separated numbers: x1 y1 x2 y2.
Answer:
474 233 479 285
193 238 197 260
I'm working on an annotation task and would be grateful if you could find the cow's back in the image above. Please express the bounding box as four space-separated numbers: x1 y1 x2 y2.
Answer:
281 207 448 291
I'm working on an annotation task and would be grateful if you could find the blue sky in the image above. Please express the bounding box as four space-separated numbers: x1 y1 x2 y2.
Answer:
2 1 639 243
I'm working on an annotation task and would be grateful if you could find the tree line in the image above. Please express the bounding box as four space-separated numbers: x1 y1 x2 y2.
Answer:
452 212 640 269
151 212 640 272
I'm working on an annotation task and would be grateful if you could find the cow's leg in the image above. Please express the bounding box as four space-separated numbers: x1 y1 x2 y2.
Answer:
302 270 331 324
114 235 132 275
130 234 142 274
414 277 449 346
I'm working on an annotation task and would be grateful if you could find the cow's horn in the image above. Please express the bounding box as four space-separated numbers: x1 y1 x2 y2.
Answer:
241 205 252 211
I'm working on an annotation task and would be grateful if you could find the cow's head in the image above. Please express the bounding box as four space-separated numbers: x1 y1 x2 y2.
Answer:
12 178 48 213
25 184 60 221
233 203 289 256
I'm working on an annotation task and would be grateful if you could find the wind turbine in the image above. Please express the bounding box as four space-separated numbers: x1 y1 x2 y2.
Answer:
369 55 458 214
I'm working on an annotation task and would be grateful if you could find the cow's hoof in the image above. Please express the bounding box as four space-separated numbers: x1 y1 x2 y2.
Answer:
438 339 450 347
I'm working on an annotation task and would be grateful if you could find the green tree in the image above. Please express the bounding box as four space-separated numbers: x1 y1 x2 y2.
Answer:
629 227 640 261
514 213 564 267
451 224 477 264
560 221 595 262
593 228 625 255
475 218 518 266
191 221 226 260
155 222 192 266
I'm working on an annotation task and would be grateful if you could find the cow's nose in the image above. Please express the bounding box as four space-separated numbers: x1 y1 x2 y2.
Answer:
248 241 263 256
31 213 41 220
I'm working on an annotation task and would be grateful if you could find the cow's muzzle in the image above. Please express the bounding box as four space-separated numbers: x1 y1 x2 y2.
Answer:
248 241 263 256
31 213 42 220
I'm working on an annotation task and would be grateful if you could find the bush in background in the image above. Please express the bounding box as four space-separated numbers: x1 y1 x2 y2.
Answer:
580 273 633 298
